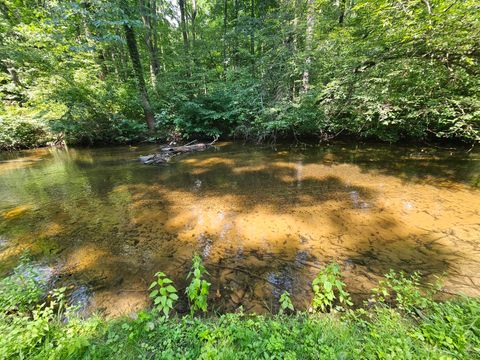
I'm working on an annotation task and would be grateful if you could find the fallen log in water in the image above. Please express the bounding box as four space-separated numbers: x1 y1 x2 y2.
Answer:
139 139 217 165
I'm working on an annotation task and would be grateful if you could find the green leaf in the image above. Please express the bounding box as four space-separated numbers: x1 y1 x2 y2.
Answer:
166 285 176 293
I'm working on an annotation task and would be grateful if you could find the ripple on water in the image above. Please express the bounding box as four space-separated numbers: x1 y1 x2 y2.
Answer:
0 143 479 315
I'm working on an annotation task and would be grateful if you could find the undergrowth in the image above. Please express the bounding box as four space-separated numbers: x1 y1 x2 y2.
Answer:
0 256 479 359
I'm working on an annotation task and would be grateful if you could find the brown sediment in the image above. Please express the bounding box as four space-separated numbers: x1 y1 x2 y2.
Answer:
0 143 479 316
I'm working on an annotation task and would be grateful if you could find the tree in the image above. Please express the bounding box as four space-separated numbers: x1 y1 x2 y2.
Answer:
301 0 314 92
140 0 161 87
0 0 478 146
121 1 156 131
179 0 189 51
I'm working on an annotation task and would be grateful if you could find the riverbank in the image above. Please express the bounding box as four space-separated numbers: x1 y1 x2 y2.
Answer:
1 257 479 359
1 114 478 152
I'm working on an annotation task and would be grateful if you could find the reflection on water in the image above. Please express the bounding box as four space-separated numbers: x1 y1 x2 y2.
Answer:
0 143 479 316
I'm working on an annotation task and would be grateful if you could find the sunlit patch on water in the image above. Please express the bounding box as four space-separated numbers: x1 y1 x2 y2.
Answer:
403 201 414 211
0 143 479 315
1 204 34 219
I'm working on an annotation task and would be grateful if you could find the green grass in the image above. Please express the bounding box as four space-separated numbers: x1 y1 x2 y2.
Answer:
1 259 479 359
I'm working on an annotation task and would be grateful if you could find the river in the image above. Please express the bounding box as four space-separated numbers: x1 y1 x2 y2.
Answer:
0 143 479 316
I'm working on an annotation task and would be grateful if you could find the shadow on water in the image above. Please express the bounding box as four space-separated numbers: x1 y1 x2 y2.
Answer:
0 143 479 315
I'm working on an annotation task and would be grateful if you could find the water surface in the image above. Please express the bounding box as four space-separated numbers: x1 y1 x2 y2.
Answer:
0 143 479 315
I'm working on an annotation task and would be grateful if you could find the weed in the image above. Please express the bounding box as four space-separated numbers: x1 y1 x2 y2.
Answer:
279 291 294 315
0 255 45 313
311 262 352 313
0 258 479 359
186 254 211 315
149 272 178 318
370 270 432 313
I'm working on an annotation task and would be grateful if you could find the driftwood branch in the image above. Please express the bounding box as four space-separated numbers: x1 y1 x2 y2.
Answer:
139 138 217 165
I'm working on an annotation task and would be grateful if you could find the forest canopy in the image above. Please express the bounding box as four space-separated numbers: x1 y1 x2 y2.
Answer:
0 0 479 148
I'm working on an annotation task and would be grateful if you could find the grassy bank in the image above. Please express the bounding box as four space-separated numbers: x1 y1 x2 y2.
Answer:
1 257 479 359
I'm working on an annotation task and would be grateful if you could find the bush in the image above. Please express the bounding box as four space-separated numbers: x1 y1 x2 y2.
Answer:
51 115 153 145
0 116 52 150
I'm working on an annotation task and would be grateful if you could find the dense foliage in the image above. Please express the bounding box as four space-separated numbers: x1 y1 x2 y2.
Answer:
0 0 478 148
1 256 479 359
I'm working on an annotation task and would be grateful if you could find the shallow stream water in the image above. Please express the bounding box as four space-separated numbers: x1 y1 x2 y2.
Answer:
0 143 479 316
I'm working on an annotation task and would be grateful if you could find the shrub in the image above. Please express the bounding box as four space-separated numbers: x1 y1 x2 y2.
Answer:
0 116 52 150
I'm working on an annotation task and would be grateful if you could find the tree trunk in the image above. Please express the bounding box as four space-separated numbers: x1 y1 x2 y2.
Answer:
223 0 228 77
232 0 239 68
97 51 108 81
191 0 197 46
292 0 301 99
140 0 161 87
302 0 314 93
116 36 130 81
0 1 11 22
250 0 255 57
123 20 155 131
338 0 346 24
179 0 189 52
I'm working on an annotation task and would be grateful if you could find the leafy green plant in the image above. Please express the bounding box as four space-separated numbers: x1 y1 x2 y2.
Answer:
0 274 97 360
311 262 352 313
413 297 480 356
149 272 178 318
0 256 45 313
278 291 294 315
0 116 52 150
186 254 211 315
1 259 479 359
370 270 432 313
